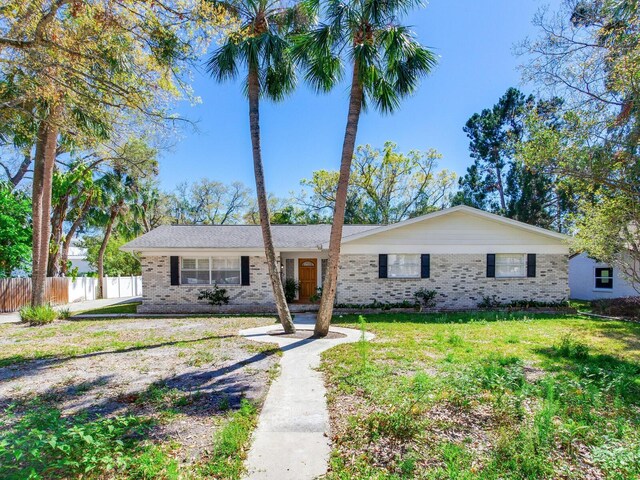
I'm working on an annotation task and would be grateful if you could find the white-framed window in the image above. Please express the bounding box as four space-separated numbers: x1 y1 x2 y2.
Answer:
212 257 241 285
595 267 614 289
387 254 420 278
181 257 241 285
495 254 526 278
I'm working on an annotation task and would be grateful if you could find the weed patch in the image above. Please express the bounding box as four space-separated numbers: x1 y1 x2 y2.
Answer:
323 312 640 479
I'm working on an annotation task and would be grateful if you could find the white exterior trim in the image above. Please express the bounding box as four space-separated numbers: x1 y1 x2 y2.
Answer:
340 244 568 255
120 247 322 255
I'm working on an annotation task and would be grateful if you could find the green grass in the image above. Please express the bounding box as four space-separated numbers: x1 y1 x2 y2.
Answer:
0 401 168 480
0 396 261 480
198 400 258 478
323 312 640 479
74 302 140 315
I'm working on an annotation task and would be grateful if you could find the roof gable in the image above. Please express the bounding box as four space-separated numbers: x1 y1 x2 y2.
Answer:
336 205 568 247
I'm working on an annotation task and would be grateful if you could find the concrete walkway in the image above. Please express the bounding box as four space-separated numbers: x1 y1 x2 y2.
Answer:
0 296 141 324
239 314 374 480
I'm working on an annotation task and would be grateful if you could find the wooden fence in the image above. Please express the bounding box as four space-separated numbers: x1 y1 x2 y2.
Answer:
0 278 69 313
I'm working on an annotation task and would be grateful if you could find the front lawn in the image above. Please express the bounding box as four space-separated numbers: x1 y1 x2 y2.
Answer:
323 312 640 479
74 301 141 315
0 316 279 479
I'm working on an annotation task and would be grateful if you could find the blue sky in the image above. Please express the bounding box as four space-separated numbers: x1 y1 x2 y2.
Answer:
159 0 559 197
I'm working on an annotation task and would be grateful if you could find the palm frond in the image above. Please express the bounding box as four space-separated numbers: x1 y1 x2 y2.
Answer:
292 25 343 93
206 41 240 81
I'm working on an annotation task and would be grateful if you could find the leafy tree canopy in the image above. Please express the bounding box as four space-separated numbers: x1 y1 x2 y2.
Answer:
453 88 578 233
0 182 31 276
519 0 639 287
299 142 456 224
81 235 140 277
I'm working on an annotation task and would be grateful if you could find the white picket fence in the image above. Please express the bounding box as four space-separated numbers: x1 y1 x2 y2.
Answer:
69 276 142 302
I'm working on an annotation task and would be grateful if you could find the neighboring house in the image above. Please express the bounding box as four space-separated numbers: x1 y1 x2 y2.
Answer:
121 205 571 313
569 253 639 300
68 241 94 274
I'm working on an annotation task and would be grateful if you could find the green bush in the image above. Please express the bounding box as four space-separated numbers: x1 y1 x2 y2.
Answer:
198 284 230 306
57 307 71 320
284 278 299 303
414 288 437 308
19 305 57 326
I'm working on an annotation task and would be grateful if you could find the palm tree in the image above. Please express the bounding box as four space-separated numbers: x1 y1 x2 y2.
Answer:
207 0 313 334
293 0 437 336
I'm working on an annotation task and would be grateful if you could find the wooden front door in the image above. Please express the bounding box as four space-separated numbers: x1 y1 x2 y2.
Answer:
298 258 317 302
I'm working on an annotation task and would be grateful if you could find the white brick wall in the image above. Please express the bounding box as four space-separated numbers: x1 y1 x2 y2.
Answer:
139 253 569 312
336 254 570 308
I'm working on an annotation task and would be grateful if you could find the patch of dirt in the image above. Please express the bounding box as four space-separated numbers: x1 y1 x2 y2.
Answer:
0 316 278 463
523 363 547 383
267 329 347 339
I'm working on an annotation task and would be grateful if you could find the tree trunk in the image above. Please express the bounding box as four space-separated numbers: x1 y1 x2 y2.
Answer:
47 193 69 276
247 65 295 333
60 191 93 276
495 165 507 212
315 63 363 337
97 206 120 299
31 107 60 306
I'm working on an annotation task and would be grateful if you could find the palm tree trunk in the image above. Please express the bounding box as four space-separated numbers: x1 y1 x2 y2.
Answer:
97 206 120 299
315 63 363 336
31 108 60 306
60 191 93 276
248 65 295 333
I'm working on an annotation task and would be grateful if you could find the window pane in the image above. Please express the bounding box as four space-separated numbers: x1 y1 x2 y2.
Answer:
212 257 240 270
211 257 241 285
181 270 209 284
595 268 614 289
495 254 525 277
212 270 241 284
387 254 420 278
182 258 209 270
182 258 196 269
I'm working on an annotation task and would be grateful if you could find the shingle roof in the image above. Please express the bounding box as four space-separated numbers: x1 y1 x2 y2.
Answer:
122 224 380 251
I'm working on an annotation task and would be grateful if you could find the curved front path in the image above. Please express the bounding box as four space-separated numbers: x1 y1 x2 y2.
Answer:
240 314 374 480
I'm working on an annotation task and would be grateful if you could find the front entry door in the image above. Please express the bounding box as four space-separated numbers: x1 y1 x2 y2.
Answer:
298 258 317 302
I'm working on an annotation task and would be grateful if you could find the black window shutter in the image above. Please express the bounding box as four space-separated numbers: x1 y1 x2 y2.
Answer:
486 254 496 278
241 256 250 285
421 254 430 278
170 256 180 285
379 254 388 278
527 254 537 278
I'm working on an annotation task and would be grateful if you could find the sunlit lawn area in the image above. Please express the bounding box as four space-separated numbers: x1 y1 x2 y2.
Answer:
74 301 141 316
323 312 640 479
0 316 279 479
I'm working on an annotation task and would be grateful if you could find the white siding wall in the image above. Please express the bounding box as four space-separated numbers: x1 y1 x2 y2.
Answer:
569 253 639 300
341 211 567 254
